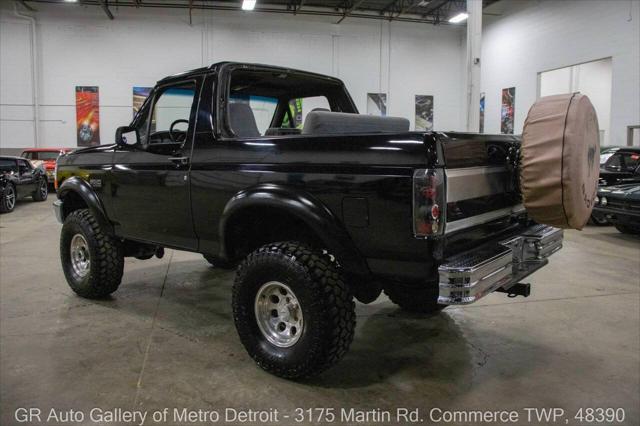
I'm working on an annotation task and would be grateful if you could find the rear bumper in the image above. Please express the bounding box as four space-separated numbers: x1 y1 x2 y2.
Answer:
438 224 563 305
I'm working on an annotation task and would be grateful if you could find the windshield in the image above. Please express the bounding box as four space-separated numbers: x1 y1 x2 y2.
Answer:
604 152 640 172
21 151 61 161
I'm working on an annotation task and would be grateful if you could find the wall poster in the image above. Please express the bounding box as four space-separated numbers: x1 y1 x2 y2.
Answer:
133 86 152 118
501 87 515 134
367 93 387 116
75 86 100 147
479 92 485 133
415 95 434 131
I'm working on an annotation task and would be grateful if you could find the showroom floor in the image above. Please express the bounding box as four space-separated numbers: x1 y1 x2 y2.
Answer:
1 198 639 425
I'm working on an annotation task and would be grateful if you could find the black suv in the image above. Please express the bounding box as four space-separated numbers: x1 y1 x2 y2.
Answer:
54 63 563 378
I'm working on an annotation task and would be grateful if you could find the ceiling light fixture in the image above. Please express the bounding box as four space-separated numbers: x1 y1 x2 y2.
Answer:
64 0 78 2
449 12 468 23
241 0 256 10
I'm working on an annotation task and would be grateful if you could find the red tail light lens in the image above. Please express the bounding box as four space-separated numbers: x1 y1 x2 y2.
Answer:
413 169 445 237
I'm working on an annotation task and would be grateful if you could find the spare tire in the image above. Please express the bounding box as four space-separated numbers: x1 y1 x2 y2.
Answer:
520 93 600 230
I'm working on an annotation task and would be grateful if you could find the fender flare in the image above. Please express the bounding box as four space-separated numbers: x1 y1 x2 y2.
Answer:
219 183 370 277
57 177 114 235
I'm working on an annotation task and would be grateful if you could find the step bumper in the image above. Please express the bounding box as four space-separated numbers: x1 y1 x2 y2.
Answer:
438 225 563 305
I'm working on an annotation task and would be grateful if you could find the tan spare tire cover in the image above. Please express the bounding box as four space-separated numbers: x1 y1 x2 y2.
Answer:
521 93 600 230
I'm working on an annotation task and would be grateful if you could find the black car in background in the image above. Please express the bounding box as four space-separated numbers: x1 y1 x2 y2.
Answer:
593 184 640 234
599 147 640 186
0 156 49 213
590 148 640 225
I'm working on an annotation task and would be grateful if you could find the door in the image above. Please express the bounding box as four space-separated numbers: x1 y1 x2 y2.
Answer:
17 159 37 195
111 79 200 249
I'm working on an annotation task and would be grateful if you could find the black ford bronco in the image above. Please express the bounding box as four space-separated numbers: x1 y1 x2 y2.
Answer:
54 62 563 378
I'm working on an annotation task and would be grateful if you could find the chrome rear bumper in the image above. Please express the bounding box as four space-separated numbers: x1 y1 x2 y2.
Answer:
438 224 563 305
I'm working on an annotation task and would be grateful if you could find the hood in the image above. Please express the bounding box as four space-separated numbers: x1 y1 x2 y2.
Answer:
598 184 640 201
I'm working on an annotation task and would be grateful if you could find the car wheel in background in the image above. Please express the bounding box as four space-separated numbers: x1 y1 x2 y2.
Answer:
232 241 356 379
33 179 48 201
60 209 124 298
0 184 16 213
614 224 640 235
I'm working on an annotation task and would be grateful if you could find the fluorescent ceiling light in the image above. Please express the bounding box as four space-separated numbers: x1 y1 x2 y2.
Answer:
449 12 468 23
241 0 256 10
64 0 78 2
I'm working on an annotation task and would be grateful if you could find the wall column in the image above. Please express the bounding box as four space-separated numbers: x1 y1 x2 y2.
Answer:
465 0 482 132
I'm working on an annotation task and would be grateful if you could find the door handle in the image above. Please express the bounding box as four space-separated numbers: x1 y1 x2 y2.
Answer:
169 156 189 166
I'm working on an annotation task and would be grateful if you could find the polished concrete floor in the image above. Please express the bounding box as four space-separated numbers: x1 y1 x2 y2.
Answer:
1 197 639 426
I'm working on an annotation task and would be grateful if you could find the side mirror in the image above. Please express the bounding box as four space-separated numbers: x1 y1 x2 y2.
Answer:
116 126 139 146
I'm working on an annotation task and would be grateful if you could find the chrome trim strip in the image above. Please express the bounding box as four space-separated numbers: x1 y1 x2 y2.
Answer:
446 166 508 202
445 204 524 234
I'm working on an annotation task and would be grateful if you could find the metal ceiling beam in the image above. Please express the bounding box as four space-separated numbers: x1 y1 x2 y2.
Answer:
27 0 453 25
421 0 449 15
335 0 368 24
98 0 114 19
17 0 37 11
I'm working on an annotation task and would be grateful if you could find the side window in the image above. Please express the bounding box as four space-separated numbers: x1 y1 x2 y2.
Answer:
229 94 278 137
148 83 196 145
22 152 35 160
18 159 32 175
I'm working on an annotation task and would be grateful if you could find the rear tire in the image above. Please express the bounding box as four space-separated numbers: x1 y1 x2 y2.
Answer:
384 282 446 314
614 224 640 235
232 241 355 379
60 209 124 298
32 179 48 201
0 184 16 213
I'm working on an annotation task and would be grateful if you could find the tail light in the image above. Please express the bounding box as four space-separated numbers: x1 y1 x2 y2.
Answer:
413 168 445 237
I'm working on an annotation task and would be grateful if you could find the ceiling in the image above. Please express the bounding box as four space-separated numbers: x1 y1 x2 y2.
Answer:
19 0 500 24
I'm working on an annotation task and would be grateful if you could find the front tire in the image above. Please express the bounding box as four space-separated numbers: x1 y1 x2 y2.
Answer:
0 184 16 213
60 209 124 298
384 282 446 314
33 179 48 201
232 241 355 379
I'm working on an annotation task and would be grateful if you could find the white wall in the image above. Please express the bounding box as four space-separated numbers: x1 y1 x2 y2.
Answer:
481 0 640 146
0 3 465 150
539 58 613 145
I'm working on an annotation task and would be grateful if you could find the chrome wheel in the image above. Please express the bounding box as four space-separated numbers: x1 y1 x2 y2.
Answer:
39 181 47 198
5 186 15 210
70 234 90 278
254 281 304 348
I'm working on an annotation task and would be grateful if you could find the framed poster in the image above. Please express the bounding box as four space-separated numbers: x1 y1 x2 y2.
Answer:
501 87 515 134
479 92 485 133
75 86 100 147
367 93 387 116
415 95 434 131
133 86 152 118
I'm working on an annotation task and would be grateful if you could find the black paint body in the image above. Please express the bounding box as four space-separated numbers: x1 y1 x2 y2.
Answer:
56 63 524 293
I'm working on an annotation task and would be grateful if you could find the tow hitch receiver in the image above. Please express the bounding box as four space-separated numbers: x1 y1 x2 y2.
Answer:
496 282 531 298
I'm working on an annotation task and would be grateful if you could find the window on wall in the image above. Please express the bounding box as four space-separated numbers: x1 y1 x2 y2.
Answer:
538 57 612 145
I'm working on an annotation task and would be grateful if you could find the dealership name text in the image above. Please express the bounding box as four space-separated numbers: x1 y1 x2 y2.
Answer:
15 406 581 424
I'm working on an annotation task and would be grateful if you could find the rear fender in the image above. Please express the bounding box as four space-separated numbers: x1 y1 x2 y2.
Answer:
219 183 370 277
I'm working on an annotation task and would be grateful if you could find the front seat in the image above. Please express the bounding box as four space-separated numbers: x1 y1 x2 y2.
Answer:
229 102 261 138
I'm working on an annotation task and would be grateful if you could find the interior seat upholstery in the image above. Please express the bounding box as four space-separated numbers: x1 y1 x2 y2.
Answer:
302 111 410 135
229 102 261 138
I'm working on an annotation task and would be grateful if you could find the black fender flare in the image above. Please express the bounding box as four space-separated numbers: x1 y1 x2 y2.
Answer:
219 183 370 277
57 177 114 235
